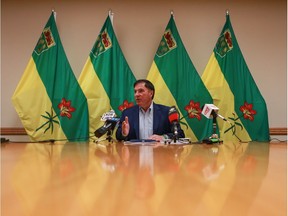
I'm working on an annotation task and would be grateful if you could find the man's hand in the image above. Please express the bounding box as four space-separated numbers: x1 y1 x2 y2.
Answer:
121 116 130 137
149 134 163 142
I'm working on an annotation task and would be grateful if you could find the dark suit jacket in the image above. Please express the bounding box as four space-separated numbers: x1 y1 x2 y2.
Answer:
116 103 185 141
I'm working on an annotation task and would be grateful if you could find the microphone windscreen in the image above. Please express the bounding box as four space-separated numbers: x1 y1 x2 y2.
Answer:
201 104 219 119
169 112 179 123
168 106 179 123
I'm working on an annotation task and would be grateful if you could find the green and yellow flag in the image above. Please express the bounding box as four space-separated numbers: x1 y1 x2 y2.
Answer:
201 13 269 142
78 14 136 139
147 15 213 142
12 12 89 142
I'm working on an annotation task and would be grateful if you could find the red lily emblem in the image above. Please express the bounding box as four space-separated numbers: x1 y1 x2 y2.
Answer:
58 98 76 119
240 102 257 121
184 100 202 120
118 100 134 112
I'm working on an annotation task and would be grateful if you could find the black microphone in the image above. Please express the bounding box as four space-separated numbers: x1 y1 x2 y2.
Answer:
94 110 120 138
168 106 179 141
94 117 120 138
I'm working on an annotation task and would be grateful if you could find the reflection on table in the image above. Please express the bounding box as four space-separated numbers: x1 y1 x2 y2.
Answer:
1 141 286 216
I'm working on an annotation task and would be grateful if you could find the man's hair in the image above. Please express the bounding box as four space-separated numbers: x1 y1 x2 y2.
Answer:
134 79 155 99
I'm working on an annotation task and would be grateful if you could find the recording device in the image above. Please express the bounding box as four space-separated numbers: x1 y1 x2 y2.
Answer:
168 106 179 142
94 110 120 139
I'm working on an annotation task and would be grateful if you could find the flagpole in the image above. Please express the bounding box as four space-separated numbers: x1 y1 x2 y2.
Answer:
170 10 174 18
109 9 114 26
226 9 229 16
52 8 56 21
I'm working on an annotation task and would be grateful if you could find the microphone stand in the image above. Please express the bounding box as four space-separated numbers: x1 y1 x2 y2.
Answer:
203 111 222 144
106 128 113 143
212 111 218 137
94 128 115 144
172 129 178 143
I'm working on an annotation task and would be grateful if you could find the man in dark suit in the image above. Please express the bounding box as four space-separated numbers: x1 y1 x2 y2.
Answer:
116 79 185 141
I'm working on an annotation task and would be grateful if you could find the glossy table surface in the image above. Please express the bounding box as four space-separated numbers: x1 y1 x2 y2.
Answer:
1 141 287 216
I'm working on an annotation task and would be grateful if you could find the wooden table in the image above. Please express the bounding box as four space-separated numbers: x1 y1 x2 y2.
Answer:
1 141 287 216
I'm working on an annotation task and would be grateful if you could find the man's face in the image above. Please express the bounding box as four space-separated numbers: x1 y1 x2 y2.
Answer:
134 82 153 110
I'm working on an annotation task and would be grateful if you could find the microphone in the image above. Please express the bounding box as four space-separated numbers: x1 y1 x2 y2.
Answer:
201 104 229 122
94 110 120 138
168 106 179 140
201 104 224 144
216 113 229 122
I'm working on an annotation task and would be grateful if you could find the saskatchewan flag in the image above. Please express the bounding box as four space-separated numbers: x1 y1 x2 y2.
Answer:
201 13 270 142
12 12 89 142
147 15 213 142
78 14 136 139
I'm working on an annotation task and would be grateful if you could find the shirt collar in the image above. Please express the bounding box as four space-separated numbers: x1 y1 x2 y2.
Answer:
139 102 153 113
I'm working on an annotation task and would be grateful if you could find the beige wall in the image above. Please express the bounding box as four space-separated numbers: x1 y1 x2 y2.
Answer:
1 0 287 132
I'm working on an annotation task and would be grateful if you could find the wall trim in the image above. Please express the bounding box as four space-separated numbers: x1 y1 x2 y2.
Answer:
269 127 287 135
1 127 27 135
1 127 287 136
